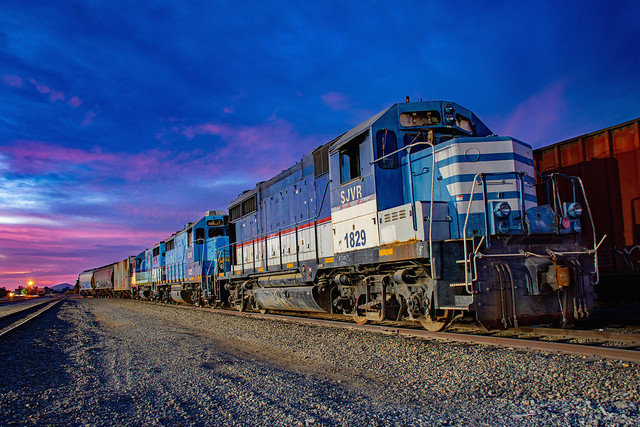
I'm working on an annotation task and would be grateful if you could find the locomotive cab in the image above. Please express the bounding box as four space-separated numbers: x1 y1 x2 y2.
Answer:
168 211 230 306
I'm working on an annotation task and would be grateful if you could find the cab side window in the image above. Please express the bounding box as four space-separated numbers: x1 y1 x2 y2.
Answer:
340 134 366 183
340 144 360 183
376 129 398 169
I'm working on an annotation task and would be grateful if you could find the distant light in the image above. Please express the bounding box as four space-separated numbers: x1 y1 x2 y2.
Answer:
8 292 14 297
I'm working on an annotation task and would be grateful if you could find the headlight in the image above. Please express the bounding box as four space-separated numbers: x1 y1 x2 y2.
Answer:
494 202 511 219
567 202 583 218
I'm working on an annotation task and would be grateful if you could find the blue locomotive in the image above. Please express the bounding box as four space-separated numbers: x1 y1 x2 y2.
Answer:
218 100 598 330
80 99 599 330
131 211 230 305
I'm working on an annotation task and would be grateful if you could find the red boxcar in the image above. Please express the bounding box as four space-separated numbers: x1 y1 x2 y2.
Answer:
533 118 640 298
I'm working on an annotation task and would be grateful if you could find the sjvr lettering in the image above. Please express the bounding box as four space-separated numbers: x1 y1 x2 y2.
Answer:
340 184 362 205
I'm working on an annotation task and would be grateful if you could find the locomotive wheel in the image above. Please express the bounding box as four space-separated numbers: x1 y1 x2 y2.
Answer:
419 319 447 332
419 309 452 332
353 315 369 325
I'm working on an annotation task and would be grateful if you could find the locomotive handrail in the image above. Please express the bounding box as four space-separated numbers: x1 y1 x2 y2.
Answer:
462 173 482 293
462 172 530 294
548 173 601 284
371 136 437 277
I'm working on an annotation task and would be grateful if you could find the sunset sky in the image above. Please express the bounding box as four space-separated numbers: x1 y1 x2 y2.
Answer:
1 1 639 290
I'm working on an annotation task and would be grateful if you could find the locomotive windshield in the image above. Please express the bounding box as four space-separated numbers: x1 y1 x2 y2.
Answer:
399 110 440 127
456 114 472 132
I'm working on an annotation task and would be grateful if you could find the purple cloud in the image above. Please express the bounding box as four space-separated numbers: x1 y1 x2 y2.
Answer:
174 118 325 178
181 123 231 140
27 77 69 102
82 110 96 126
500 80 568 147
2 140 117 174
2 74 23 88
0 219 173 288
29 78 52 95
321 91 350 111
67 95 82 107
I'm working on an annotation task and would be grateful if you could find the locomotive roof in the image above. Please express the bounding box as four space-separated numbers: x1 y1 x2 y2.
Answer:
329 100 492 153
329 106 391 153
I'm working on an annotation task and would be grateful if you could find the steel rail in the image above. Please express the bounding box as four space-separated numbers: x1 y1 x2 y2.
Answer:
0 295 39 304
135 300 640 364
0 298 53 321
451 325 640 345
0 297 66 338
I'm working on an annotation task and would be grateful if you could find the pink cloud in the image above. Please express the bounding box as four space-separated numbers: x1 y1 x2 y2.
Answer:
49 89 65 102
500 80 568 147
181 123 232 139
82 111 96 126
2 74 23 88
68 95 82 107
28 77 68 102
321 91 350 111
175 118 326 178
29 77 50 94
0 220 173 290
2 140 118 173
0 140 183 182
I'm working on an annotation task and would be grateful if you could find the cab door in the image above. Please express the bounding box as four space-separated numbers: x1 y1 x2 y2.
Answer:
330 132 380 254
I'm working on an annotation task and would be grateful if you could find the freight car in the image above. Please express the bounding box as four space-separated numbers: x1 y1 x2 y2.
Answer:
79 99 600 331
77 269 94 297
113 256 135 298
533 118 640 301
77 257 135 298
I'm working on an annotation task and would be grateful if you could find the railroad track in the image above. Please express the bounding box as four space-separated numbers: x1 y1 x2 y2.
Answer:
0 295 37 304
0 297 66 338
134 299 640 364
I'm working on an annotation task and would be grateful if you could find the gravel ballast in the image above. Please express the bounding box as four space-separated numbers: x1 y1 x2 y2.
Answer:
1 297 639 425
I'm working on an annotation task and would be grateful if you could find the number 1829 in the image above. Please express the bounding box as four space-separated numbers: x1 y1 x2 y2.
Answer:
344 230 366 249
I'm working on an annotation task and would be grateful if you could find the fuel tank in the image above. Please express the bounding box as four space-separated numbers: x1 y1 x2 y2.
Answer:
252 286 325 312
170 285 193 304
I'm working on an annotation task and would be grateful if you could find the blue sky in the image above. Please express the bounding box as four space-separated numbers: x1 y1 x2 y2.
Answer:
1 0 639 289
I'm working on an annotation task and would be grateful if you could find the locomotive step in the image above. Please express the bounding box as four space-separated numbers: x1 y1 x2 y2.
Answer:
454 295 473 306
449 282 468 288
